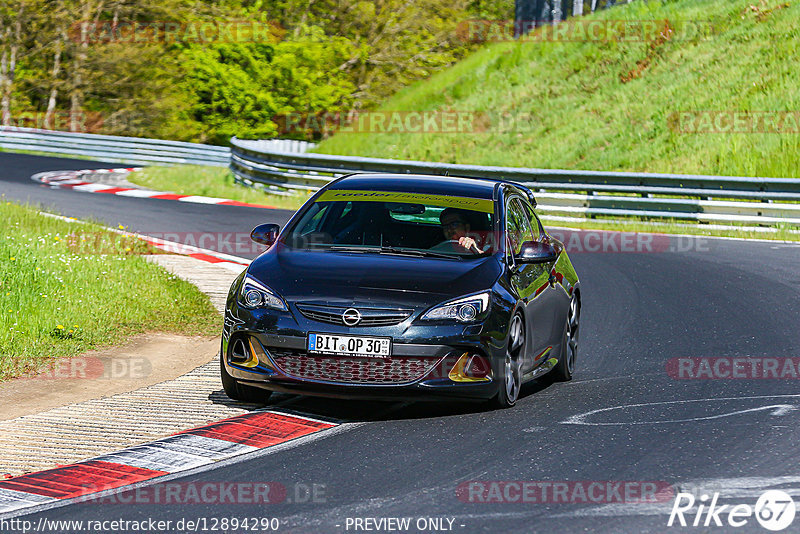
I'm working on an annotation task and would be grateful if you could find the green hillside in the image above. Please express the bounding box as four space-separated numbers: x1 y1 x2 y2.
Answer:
316 0 800 178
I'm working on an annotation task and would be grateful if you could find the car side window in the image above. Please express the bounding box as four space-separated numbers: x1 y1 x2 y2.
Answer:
521 200 546 240
506 198 534 257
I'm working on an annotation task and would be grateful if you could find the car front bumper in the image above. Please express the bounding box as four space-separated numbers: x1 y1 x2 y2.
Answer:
222 306 507 401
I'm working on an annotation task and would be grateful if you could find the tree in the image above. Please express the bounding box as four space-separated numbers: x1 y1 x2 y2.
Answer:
0 0 25 126
3 0 499 142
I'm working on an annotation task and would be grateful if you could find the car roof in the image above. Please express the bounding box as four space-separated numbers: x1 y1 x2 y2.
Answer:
326 173 499 200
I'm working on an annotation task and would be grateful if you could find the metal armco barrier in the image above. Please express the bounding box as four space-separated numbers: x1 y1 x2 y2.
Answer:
230 136 800 225
3 126 796 225
0 127 231 166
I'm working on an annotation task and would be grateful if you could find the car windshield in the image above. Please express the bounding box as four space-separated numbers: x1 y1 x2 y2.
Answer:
283 189 496 257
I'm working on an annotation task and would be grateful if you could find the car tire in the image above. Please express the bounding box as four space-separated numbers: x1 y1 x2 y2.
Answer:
549 294 580 382
220 350 272 404
492 312 525 409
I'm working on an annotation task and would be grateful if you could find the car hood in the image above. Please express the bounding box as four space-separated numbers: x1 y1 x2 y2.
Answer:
246 244 503 308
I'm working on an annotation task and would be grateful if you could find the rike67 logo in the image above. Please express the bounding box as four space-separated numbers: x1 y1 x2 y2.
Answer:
668 490 796 531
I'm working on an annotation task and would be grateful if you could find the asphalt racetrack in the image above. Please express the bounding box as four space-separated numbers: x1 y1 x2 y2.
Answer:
3 152 800 533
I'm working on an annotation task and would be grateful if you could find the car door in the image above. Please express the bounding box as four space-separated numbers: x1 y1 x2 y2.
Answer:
506 196 553 374
521 199 565 362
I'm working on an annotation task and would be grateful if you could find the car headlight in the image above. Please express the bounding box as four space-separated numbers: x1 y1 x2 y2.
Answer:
238 274 287 311
421 291 491 323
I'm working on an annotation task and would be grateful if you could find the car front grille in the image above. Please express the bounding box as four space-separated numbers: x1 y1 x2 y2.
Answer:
296 304 412 327
269 349 434 384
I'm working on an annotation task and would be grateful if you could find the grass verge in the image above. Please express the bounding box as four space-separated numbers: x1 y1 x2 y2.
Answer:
540 217 800 242
0 199 220 381
315 0 800 179
128 165 312 211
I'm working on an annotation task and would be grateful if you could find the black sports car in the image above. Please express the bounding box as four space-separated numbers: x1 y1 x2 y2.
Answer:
221 173 581 408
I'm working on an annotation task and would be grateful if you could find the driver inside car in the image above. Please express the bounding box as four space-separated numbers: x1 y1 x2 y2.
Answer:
438 207 488 255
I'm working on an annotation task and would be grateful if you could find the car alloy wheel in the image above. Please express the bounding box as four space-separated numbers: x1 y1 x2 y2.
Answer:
496 313 524 408
565 294 580 374
549 294 580 382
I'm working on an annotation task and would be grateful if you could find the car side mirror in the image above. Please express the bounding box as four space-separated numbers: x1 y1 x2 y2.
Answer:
250 223 280 246
515 241 558 264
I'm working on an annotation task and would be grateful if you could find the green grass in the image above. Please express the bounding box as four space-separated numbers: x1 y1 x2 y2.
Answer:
0 199 220 381
316 0 800 179
128 165 313 211
540 216 800 242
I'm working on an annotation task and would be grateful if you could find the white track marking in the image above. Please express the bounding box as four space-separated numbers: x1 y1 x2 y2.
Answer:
30 168 275 210
47 179 87 186
139 434 259 459
71 183 118 193
0 489 56 514
36 208 251 267
177 195 230 204
113 189 161 197
2 421 361 520
561 395 800 426
90 444 217 473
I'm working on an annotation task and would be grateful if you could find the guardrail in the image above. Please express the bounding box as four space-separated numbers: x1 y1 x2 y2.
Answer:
0 127 231 167
230 136 800 225
4 126 797 226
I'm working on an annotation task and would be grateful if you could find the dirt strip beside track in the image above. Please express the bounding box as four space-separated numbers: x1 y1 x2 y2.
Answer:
0 256 253 477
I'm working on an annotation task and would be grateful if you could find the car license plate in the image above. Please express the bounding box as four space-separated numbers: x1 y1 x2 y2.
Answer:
307 333 392 358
